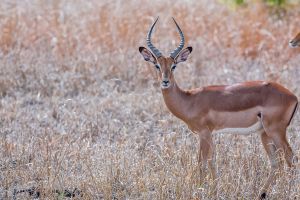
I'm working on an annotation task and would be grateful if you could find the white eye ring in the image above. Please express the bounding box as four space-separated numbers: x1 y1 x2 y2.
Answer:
155 64 160 70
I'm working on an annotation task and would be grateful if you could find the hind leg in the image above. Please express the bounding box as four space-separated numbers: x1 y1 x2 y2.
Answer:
260 131 281 199
275 136 296 168
261 131 279 169
260 118 297 198
261 109 297 168
267 129 297 169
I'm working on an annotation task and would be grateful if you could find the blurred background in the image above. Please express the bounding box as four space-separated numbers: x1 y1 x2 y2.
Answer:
1 0 300 199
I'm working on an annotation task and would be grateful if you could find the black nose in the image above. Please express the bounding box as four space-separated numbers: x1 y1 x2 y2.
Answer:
163 80 169 84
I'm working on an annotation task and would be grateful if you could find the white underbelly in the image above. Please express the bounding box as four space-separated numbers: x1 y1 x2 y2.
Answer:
212 117 264 135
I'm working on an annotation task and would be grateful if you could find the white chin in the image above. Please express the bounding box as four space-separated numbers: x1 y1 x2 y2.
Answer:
161 84 170 89
289 43 298 48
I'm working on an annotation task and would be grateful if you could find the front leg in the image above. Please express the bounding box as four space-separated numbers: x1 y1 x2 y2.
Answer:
198 131 216 182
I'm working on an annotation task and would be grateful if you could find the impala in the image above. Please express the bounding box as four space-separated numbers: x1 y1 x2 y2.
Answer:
289 32 300 48
139 17 298 199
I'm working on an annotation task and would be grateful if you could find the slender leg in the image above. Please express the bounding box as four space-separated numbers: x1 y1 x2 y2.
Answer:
198 133 216 182
198 136 209 182
260 131 281 199
207 138 216 182
273 135 297 168
260 126 297 199
206 135 217 196
270 133 298 193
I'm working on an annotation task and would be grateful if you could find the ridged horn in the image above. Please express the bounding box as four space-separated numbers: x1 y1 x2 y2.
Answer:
146 17 162 58
170 17 185 59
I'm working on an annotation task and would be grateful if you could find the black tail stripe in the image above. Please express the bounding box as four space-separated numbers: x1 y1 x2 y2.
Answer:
288 102 298 126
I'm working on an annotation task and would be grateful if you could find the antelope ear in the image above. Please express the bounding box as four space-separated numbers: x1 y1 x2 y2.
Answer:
175 46 192 63
139 47 157 64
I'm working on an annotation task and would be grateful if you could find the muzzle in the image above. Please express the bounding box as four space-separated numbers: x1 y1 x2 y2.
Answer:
289 40 299 48
161 78 170 89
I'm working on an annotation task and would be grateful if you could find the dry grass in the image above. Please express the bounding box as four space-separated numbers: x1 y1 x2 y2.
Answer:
0 0 300 199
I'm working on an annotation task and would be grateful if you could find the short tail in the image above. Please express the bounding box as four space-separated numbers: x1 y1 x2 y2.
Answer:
287 102 298 126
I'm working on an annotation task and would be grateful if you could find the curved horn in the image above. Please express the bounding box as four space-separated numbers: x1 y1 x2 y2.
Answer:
170 17 185 59
147 17 162 58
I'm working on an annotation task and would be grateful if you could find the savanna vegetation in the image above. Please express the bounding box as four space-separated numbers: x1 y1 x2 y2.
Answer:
0 0 300 199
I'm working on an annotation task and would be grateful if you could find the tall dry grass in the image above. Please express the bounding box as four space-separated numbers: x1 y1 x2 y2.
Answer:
0 0 300 199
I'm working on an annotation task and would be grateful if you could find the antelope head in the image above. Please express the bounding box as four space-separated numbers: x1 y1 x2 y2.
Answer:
139 17 192 89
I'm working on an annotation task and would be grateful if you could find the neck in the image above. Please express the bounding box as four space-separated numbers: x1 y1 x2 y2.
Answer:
161 81 192 121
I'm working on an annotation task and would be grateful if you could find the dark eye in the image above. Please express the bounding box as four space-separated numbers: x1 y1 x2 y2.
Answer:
171 65 176 71
155 64 160 70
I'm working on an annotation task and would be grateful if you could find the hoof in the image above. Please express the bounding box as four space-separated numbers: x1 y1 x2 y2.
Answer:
260 192 267 199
